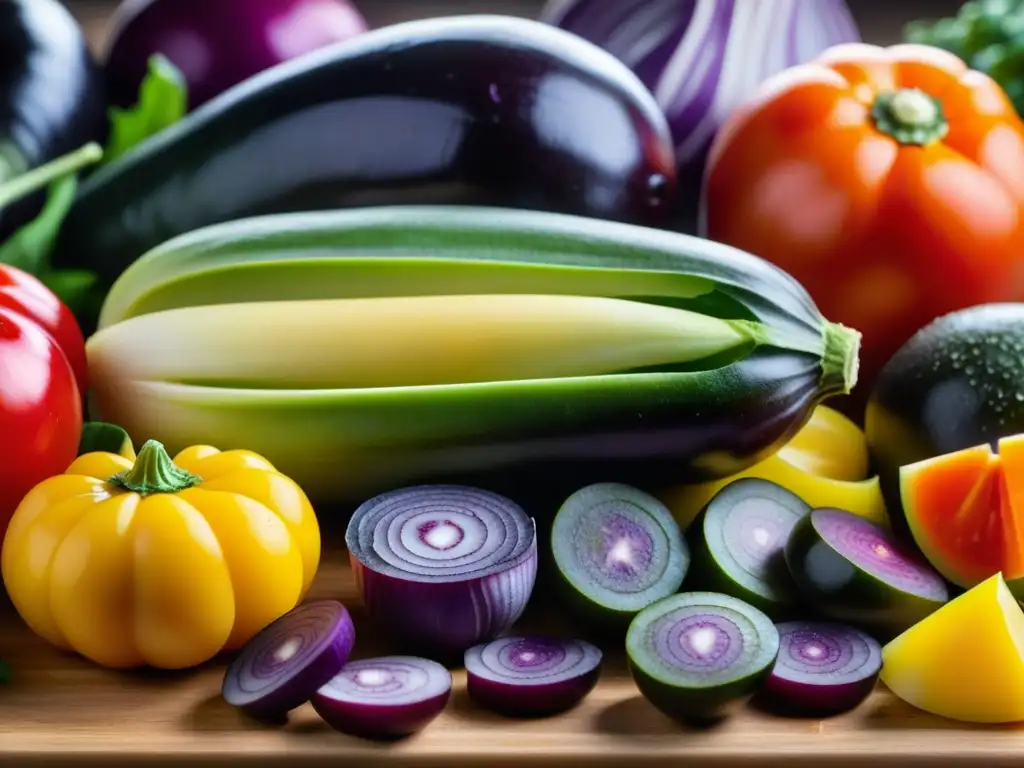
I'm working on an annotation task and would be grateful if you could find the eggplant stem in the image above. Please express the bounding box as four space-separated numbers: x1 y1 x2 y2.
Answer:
108 439 202 494
0 143 103 209
820 323 861 397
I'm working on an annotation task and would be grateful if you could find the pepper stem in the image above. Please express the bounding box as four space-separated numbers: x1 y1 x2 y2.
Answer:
870 88 949 146
820 322 861 397
108 439 202 494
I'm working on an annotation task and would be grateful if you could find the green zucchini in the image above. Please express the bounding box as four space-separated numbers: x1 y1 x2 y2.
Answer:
88 206 860 506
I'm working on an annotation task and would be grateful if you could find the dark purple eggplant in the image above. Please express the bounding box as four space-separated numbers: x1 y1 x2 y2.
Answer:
0 0 107 237
52 14 678 293
103 0 369 110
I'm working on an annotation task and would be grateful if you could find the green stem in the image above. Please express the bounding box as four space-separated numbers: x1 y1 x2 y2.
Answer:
0 142 103 209
108 439 202 494
870 88 949 146
820 323 861 397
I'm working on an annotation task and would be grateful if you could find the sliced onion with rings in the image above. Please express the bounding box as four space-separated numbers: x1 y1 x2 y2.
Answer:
346 485 538 656
221 600 356 719
465 635 602 716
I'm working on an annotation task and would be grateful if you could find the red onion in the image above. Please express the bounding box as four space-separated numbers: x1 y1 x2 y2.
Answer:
346 485 538 657
760 621 881 716
311 655 452 739
221 600 356 719
539 0 860 223
465 636 602 717
104 0 369 110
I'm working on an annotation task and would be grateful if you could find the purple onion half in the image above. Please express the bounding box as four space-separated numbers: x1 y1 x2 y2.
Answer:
759 621 881 717
221 600 356 720
345 485 538 658
104 0 369 109
311 655 452 739
539 0 860 219
465 636 603 717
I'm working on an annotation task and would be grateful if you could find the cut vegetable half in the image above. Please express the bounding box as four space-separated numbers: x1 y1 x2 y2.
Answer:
881 573 1024 723
311 655 452 739
900 435 1024 595
785 508 948 639
626 592 779 723
222 600 356 719
687 478 810 618
759 621 881 716
346 485 537 657
550 483 689 628
464 636 602 717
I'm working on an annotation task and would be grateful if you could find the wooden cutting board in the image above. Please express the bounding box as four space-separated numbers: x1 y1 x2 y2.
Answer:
0 522 1019 768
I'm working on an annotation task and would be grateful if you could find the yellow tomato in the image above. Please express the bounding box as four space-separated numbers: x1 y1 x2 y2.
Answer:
661 406 888 531
1 439 321 670
881 573 1024 723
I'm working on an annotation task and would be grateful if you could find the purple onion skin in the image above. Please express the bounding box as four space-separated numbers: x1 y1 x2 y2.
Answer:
346 486 539 660
350 542 538 660
762 670 877 717
221 600 356 721
467 667 601 718
313 692 451 739
540 0 860 226
757 622 881 717
104 0 368 109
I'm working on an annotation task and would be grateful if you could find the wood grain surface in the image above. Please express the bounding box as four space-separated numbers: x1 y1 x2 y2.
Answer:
0 521 1020 768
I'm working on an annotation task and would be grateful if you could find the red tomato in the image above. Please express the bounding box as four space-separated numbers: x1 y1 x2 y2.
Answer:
703 43 1024 404
0 265 87 395
0 305 82 531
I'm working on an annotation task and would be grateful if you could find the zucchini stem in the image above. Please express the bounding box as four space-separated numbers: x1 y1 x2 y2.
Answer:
109 439 202 494
820 323 861 396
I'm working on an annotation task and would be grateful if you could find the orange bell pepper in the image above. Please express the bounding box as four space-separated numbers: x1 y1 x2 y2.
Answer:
702 43 1024 396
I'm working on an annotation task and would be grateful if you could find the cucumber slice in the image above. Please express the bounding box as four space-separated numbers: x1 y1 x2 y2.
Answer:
784 507 949 639
550 483 689 630
687 478 810 618
625 592 779 723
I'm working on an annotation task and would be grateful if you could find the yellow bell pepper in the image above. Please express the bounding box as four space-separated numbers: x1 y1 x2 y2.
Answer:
881 573 1024 723
1 439 321 670
660 406 889 531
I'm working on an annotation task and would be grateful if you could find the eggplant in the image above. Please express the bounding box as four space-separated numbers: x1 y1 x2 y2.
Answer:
52 15 678 291
0 0 107 237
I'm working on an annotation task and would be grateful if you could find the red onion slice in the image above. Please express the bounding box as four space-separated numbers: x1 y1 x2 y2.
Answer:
465 635 602 716
760 621 881 716
346 485 538 657
221 600 356 719
311 655 452 739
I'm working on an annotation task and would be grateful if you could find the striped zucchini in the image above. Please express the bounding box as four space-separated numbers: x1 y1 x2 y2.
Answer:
88 206 860 505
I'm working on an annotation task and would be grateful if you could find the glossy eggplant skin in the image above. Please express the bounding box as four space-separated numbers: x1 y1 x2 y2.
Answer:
0 0 107 236
52 15 677 287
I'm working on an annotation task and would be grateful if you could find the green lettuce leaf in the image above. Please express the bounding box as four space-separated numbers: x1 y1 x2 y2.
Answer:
0 55 189 318
105 54 188 164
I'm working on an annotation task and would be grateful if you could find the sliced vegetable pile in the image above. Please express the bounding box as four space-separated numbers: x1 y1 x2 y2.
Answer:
4 0 1024 739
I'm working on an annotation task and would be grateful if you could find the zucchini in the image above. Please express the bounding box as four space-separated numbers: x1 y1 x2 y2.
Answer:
52 15 677 293
88 206 860 506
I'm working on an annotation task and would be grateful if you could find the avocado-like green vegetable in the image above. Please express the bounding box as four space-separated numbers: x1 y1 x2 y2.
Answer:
866 303 1024 534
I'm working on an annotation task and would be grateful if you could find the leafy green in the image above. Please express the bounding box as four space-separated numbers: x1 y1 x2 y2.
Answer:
905 0 1024 116
0 145 102 275
0 55 189 319
105 54 188 165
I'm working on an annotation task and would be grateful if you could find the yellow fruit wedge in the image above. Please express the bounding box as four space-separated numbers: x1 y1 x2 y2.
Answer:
880 572 1024 723
660 406 888 531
